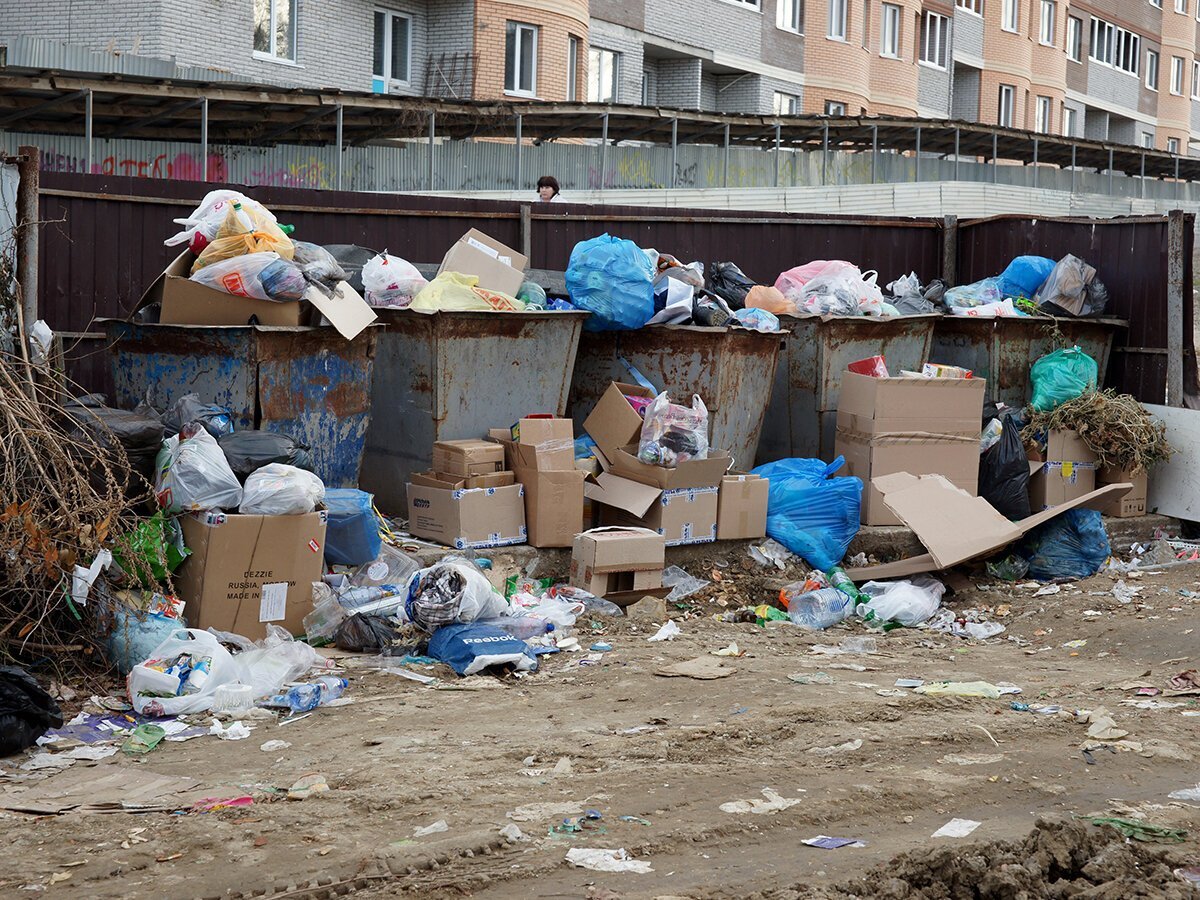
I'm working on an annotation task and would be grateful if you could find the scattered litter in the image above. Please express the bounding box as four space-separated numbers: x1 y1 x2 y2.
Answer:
1062 639 1088 649
209 720 252 741
789 672 835 685
712 643 743 657
1112 580 1141 604
749 538 795 570
662 566 709 601
655 657 736 680
1034 585 1061 596
565 847 653 874
1083 816 1187 843
1168 785 1200 802
499 824 526 842
932 818 982 838
379 667 438 685
1082 708 1129 742
802 835 866 849
807 738 863 756
122 724 166 755
413 819 449 837
895 678 924 688
287 774 329 800
719 787 804 814
552 757 574 775
839 636 877 654
915 681 1016 699
20 753 74 771
619 815 652 826
259 740 291 752
590 642 613 652
62 745 118 761
647 620 681 642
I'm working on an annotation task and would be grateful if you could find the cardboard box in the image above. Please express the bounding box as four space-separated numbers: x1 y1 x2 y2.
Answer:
837 371 986 437
1098 465 1149 517
582 382 656 465
717 473 769 540
432 439 506 478
608 445 732 490
569 526 666 605
1027 429 1098 510
601 485 719 546
406 482 526 549
489 420 575 471
177 511 328 640
521 468 588 547
410 470 515 490
438 228 529 296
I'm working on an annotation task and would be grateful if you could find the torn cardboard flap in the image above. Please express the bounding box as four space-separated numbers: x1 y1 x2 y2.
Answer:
609 445 732 491
585 472 661 518
304 281 377 341
850 472 1133 581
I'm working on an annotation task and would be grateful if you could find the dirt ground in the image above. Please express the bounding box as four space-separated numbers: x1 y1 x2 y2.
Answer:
1 559 1198 899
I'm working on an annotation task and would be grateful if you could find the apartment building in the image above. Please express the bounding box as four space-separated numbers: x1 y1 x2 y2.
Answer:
2 0 1199 152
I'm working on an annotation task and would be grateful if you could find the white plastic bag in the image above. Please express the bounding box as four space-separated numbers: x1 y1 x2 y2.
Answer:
407 557 508 631
165 190 279 251
637 392 710 467
239 463 325 515
155 426 244 514
801 263 885 317
188 251 307 302
857 576 945 627
28 320 53 366
212 624 326 700
128 628 239 715
362 251 428 308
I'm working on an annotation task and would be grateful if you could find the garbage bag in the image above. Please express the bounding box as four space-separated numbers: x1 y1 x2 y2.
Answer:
888 272 936 315
332 614 399 653
799 263 885 316
750 457 863 571
111 511 190 587
191 203 293 273
239 463 325 515
161 393 234 439
656 253 705 289
775 260 845 300
291 240 348 297
165 190 280 254
745 284 799 316
155 424 244 514
693 291 735 327
0 666 64 756
944 277 1003 309
706 261 755 309
64 400 164 490
857 576 945 627
210 624 325 702
565 234 655 331
517 281 548 309
128 628 240 716
638 392 710 466
189 251 307 302
732 308 782 332
217 430 313 481
648 278 695 325
322 244 377 294
1034 254 1109 317
405 558 508 632
996 255 1056 300
1019 508 1110 581
361 250 427 308
1029 346 1098 412
427 623 538 676
324 488 382 566
979 412 1031 521
409 272 525 312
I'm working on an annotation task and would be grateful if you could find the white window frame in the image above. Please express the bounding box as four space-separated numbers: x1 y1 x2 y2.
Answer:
567 36 579 101
587 46 619 103
829 0 848 40
919 12 949 69
1035 96 1051 132
719 0 761 8
1066 16 1081 62
773 91 799 114
1001 0 1018 32
1193 59 1200 98
1039 1 1055 45
1146 49 1159 90
825 100 847 116
1062 105 1076 137
253 0 297 62
372 9 412 89
777 0 803 32
504 21 538 97
956 0 982 14
1089 17 1140 76
1143 132 1155 148
1172 55 1184 94
1175 0 1187 13
1149 0 1162 7
881 3 901 57
1168 136 1181 153
998 83 1015 127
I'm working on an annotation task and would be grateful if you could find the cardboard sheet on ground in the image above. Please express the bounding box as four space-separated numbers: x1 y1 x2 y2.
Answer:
0 767 213 815
849 473 1131 580
655 657 737 679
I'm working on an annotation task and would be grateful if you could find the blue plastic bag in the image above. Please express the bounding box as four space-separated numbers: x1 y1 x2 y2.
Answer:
996 256 1055 300
565 234 655 331
323 489 381 566
750 457 863 571
1019 508 1110 581
427 623 538 676
1030 346 1098 412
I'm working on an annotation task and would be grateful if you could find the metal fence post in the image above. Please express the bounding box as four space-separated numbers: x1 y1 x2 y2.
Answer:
427 111 435 190
1167 208 1186 406
915 125 921 183
1108 148 1114 195
991 133 998 184
200 97 209 182
335 103 343 191
16 146 39 327
670 117 678 189
600 113 609 193
84 89 93 174
774 123 781 187
822 122 830 185
1032 137 1038 189
1175 155 1181 202
514 113 523 193
1071 144 1076 194
519 203 532 262
723 123 730 188
954 127 960 181
941 214 958 286
871 124 878 184
1140 151 1146 200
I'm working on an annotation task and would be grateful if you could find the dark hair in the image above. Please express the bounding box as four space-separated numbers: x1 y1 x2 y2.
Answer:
536 175 560 195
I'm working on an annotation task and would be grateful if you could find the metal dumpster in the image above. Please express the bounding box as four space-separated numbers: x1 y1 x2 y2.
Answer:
105 322 377 488
757 314 940 463
929 316 1128 407
360 310 589 512
568 326 784 470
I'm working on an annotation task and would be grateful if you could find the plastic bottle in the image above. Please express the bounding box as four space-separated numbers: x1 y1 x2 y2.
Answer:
265 676 348 713
231 200 255 233
337 584 403 609
785 588 854 630
475 616 555 640
826 566 867 605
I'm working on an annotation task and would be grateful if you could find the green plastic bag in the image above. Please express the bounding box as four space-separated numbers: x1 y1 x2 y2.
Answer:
112 512 190 587
1029 346 1098 412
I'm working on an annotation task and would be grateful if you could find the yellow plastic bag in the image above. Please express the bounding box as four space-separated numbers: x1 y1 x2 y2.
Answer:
191 206 293 274
409 272 526 312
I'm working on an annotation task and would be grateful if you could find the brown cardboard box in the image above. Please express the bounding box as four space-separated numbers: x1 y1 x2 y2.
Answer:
1028 429 1098 510
406 482 526 549
438 228 529 297
717 473 769 540
608 445 732 490
432 439 506 478
490 419 575 471
601 485 719 546
1098 465 1149 517
177 510 328 640
582 382 656 464
569 526 666 604
410 470 515 490
521 468 588 547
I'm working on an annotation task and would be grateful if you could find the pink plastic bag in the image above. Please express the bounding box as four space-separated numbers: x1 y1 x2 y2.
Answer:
774 260 853 301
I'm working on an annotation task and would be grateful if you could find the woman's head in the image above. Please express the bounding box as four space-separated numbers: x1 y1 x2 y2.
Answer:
536 175 560 201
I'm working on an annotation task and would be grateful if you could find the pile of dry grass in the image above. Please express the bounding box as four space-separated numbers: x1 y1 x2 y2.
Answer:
1022 389 1172 474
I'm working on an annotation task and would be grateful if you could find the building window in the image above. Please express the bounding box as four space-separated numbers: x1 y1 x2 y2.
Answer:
881 3 901 57
641 73 651 105
372 11 411 88
956 0 982 14
1062 105 1076 136
1147 49 1160 90
1066 16 1081 61
1193 59 1200 97
1001 0 1017 31
1175 0 1187 13
505 22 538 96
773 92 799 114
1143 133 1155 148
1039 1 1055 45
825 100 847 115
1089 17 1140 75
1149 0 1161 7
777 0 803 32
920 12 949 68
1035 96 1051 132
588 47 619 103
1168 137 1181 153
997 84 1015 126
567 37 579 101
1172 55 1184 94
829 0 848 39
253 0 297 61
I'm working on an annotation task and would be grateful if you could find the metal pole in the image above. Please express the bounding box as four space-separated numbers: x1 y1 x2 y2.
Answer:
16 146 39 329
723 123 730 188
991 133 997 184
774 123 781 187
1032 137 1038 189
335 103 343 191
514 113 523 193
915 126 921 183
670 117 678 189
941 214 958 286
871 124 878 184
427 111 435 190
84 89 93 174
1175 155 1181 201
954 127 960 181
1140 151 1146 200
1108 148 1114 195
599 113 609 193
519 203 532 261
200 97 209 183
1167 208 1186 406
1071 145 1076 194
822 122 830 185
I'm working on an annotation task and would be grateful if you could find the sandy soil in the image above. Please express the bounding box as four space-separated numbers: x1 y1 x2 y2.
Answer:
1 561 1197 899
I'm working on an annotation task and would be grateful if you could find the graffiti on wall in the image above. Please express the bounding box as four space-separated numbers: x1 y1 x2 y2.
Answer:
40 149 231 181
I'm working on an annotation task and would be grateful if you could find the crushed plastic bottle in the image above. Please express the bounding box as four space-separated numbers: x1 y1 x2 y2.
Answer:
784 588 854 630
474 616 555 640
262 676 348 714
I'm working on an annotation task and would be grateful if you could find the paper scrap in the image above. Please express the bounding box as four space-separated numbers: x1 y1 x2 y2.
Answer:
655 657 736 680
413 819 449 837
259 583 288 623
565 847 653 874
647 620 681 642
932 818 982 838
720 787 804 815
802 835 866 849
209 720 252 741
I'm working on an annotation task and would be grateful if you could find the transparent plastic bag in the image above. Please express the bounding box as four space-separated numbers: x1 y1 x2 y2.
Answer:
189 252 307 302
732 308 782 332
1029 346 1098 412
409 272 525 312
637 392 710 467
128 628 239 716
857 576 945 627
944 277 1003 309
405 557 508 632
161 393 234 439
191 204 294 273
292 240 349 297
517 281 548 309
155 424 244 514
565 234 656 331
222 624 326 699
361 251 428 308
239 463 325 515
775 260 847 302
165 190 279 253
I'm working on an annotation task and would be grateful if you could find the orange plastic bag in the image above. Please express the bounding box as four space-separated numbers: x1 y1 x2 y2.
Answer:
190 206 294 274
745 284 798 316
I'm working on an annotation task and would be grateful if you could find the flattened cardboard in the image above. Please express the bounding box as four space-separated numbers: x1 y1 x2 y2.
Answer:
177 511 328 640
609 445 731 491
520 468 587 548
601 486 719 546
837 372 986 436
717 473 769 540
438 228 529 296
432 439 506 477
406 482 526 549
411 470 515 490
305 281 377 341
584 472 662 518
146 251 303 327
849 472 1132 581
583 382 656 464
569 526 665 601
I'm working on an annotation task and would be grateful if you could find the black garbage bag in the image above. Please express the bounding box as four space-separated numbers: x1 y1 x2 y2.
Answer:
0 667 63 757
705 262 755 310
63 400 165 491
217 430 313 481
334 614 401 653
979 411 1031 521
322 244 379 295
161 394 234 439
